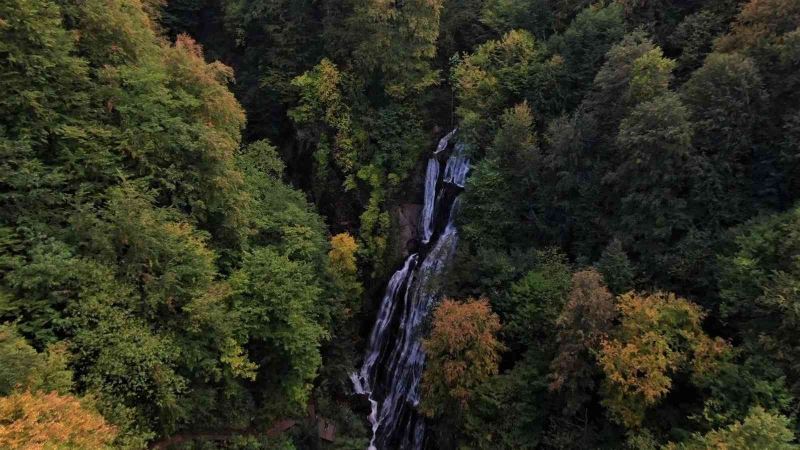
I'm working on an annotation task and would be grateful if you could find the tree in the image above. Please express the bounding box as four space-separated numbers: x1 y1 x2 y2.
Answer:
582 31 659 128
608 92 693 279
715 0 800 85
670 7 737 76
783 110 800 201
0 0 340 441
548 3 625 109
718 206 800 398
64 263 189 435
494 249 572 351
534 33 670 266
691 353 792 431
452 29 561 146
0 0 90 142
235 140 330 269
220 0 323 103
682 52 766 229
627 48 676 104
232 248 328 417
550 270 617 414
461 103 539 249
290 58 359 188
599 292 730 428
328 233 363 319
461 352 550 449
421 298 504 419
596 239 635 295
665 407 799 450
105 32 247 233
715 0 800 206
536 109 604 257
437 0 491 63
0 325 72 396
481 0 554 39
0 391 117 449
350 0 445 98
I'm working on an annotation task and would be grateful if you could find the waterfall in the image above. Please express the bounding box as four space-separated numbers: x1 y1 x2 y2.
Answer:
435 128 457 154
352 130 469 449
420 158 439 244
443 143 469 188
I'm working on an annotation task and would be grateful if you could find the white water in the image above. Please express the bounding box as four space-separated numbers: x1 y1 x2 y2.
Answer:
435 128 457 154
352 130 468 449
350 254 418 449
443 143 470 188
420 158 440 244
350 372 380 450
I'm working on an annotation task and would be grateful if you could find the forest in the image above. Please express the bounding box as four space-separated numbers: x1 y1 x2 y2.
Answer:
1 0 800 448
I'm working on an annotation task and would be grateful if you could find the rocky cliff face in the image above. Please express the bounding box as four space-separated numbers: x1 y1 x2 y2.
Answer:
393 203 423 258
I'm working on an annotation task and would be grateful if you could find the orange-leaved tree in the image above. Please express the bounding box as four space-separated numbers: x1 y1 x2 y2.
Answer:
0 391 116 449
420 297 505 419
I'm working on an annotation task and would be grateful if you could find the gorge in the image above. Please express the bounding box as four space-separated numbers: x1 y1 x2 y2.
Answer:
351 131 469 450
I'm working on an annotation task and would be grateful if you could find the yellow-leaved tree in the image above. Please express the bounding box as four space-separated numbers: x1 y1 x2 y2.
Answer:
599 292 730 428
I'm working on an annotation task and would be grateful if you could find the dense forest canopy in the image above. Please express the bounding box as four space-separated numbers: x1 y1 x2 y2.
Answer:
1 0 800 448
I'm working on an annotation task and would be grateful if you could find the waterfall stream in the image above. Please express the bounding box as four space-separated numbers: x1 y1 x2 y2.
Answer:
351 131 469 449
420 158 439 244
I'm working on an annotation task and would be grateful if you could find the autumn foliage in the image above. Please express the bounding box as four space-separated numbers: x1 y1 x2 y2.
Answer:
329 233 359 276
549 270 617 413
0 391 117 449
3 0 800 446
421 298 504 418
598 292 730 427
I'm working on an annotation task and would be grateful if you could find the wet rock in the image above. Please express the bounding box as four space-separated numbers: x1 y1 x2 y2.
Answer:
393 203 422 256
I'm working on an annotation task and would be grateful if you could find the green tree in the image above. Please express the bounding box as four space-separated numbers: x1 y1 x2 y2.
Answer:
669 5 739 76
437 0 491 61
535 33 668 264
548 3 625 109
494 249 572 351
461 103 539 249
718 206 800 398
627 48 676 103
715 0 800 206
536 109 604 257
461 352 550 449
0 0 91 142
0 324 72 396
452 29 562 146
290 58 359 188
608 92 693 279
665 407 799 450
582 31 660 128
596 239 635 295
350 0 445 98
232 248 328 417
682 52 766 229
0 0 340 443
481 0 554 39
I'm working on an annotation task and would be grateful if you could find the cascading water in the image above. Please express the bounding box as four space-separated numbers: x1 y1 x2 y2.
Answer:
351 130 469 449
420 158 439 244
443 143 469 188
